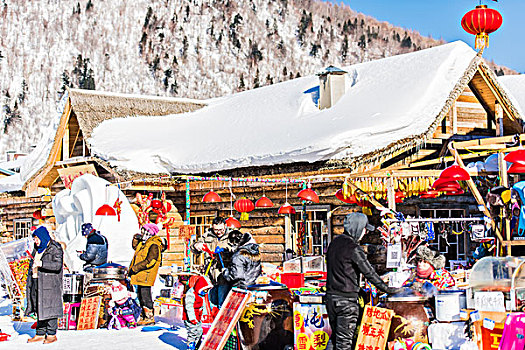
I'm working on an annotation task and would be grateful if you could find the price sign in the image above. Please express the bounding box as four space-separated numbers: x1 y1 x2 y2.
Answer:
77 296 102 330
355 305 394 350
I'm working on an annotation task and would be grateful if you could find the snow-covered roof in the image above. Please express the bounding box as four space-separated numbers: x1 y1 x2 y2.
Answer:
90 41 480 175
0 173 23 192
498 74 525 117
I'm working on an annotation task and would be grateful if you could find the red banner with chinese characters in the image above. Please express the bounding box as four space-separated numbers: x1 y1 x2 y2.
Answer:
355 305 394 350
199 288 252 350
77 296 102 330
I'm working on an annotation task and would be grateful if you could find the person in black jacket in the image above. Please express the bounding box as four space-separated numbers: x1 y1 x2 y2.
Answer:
223 232 262 289
326 212 401 350
26 226 64 344
79 223 108 272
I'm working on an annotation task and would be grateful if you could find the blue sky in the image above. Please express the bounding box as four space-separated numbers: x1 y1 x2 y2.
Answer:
333 0 524 73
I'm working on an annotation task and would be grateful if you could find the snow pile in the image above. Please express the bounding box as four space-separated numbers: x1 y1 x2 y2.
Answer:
498 74 525 117
52 174 139 272
90 41 477 174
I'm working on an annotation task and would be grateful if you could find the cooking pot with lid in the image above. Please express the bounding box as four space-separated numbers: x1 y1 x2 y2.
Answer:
92 262 127 280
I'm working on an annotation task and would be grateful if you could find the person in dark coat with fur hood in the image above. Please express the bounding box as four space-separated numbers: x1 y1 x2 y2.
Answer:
325 213 401 350
79 223 108 272
25 226 64 344
223 231 262 289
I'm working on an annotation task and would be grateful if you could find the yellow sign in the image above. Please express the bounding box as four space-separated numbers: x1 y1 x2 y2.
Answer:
355 305 394 350
57 164 98 189
310 330 329 350
296 333 310 350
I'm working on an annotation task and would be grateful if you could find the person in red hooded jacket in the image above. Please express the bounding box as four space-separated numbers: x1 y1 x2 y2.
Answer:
183 275 213 350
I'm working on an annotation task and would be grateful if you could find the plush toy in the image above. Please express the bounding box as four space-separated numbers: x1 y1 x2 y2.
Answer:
107 281 141 328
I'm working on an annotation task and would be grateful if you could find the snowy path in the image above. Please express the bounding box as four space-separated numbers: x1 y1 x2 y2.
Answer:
0 316 188 349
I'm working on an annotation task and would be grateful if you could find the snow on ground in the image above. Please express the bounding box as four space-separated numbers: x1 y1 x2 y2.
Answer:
90 41 478 174
0 291 188 349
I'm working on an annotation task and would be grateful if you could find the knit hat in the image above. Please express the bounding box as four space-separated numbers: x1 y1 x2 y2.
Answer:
416 245 446 270
142 223 160 236
32 226 51 254
81 223 96 236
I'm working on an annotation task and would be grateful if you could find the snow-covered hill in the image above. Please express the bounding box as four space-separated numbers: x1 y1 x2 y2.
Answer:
0 0 506 157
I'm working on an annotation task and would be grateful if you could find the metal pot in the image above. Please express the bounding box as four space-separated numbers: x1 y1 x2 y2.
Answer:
92 263 127 280
63 273 84 295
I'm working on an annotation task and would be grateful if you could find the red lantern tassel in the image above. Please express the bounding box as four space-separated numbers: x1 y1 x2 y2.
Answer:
240 212 249 221
475 33 489 49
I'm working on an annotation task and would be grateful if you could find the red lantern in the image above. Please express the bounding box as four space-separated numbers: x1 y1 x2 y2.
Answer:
255 196 274 208
32 209 44 220
439 165 470 181
335 189 357 204
298 188 319 203
461 5 502 50
432 178 459 189
278 203 296 215
420 190 439 199
437 185 463 192
508 163 525 174
443 189 465 196
234 198 255 220
151 199 163 209
202 191 221 203
395 191 405 204
225 216 241 229
505 150 525 165
95 204 117 216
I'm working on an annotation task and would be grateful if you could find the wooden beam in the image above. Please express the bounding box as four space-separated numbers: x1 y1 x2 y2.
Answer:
62 125 69 161
452 101 458 134
495 102 504 137
451 135 521 150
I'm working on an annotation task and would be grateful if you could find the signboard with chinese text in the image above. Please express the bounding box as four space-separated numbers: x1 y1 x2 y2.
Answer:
199 288 252 350
57 164 98 189
77 296 102 330
179 225 196 240
355 305 393 350
293 303 331 350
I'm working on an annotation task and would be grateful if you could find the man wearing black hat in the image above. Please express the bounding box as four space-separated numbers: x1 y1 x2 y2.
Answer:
326 212 401 350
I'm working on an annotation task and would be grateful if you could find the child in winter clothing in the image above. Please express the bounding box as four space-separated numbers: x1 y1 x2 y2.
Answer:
183 275 213 350
107 281 142 329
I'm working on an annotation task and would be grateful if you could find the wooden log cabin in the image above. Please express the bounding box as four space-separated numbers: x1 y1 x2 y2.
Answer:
4 41 525 269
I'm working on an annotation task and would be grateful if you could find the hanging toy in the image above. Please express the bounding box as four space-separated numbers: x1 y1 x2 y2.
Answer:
425 222 435 241
113 198 122 222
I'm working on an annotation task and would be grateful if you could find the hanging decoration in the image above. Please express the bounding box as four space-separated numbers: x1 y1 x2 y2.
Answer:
113 198 122 222
461 5 502 50
255 196 273 208
297 185 319 203
348 176 437 201
226 216 241 229
504 150 525 165
395 191 405 204
335 188 357 204
96 185 117 217
32 209 44 221
234 198 255 220
202 190 222 203
439 164 470 181
278 182 296 215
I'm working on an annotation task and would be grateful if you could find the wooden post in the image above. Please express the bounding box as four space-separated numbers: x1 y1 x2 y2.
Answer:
495 102 504 137
386 177 396 211
62 125 69 161
452 101 458 134
499 152 511 256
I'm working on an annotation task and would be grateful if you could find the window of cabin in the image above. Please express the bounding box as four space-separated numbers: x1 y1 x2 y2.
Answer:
290 206 331 256
189 215 214 265
14 218 32 240
418 208 468 268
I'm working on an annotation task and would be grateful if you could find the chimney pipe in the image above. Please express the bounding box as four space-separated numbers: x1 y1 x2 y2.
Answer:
318 66 347 110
